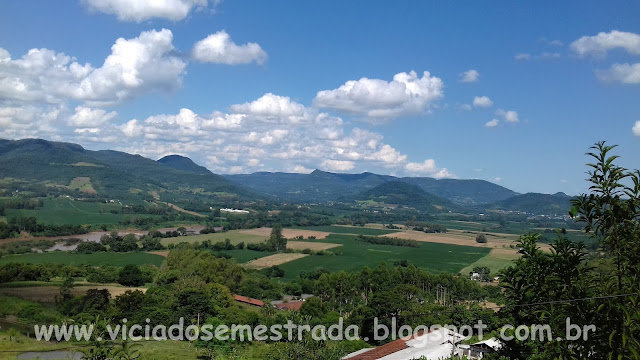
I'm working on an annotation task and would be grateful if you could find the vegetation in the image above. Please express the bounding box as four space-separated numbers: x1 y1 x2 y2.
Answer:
354 234 420 247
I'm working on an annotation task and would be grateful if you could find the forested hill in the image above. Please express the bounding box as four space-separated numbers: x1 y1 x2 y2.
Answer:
0 138 251 201
487 192 574 215
225 169 517 205
157 155 212 175
348 180 455 212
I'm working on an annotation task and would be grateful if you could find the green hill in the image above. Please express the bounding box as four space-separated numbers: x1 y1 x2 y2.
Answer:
157 155 211 175
350 181 454 211
0 138 251 202
488 192 573 215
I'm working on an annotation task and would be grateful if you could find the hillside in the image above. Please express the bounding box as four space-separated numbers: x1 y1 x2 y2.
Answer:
225 170 394 203
0 138 251 202
399 177 517 205
488 192 573 215
226 170 517 205
157 155 211 175
350 181 454 211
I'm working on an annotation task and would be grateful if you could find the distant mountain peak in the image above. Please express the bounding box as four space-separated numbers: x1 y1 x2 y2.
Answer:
157 154 211 175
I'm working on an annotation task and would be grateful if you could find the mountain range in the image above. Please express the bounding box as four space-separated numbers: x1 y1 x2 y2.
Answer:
0 138 573 215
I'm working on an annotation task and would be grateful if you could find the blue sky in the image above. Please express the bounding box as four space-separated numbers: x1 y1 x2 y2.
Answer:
1 0 639 194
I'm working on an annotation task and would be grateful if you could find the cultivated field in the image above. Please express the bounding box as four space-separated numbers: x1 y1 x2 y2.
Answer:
0 252 165 267
243 253 309 269
0 285 147 303
277 234 490 281
165 202 206 217
160 230 266 246
285 241 342 251
292 225 400 236
459 248 521 275
381 230 518 248
240 227 331 239
4 198 137 225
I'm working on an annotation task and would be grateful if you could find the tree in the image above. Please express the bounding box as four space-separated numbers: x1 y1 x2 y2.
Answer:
475 233 487 243
267 224 287 252
118 264 144 287
6 327 18 341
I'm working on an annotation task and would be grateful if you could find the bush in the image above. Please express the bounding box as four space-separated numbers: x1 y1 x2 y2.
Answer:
118 264 144 287
475 234 487 243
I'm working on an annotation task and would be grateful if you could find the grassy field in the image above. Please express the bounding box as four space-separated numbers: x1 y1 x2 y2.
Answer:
5 198 133 225
161 230 266 246
459 248 520 276
274 234 490 281
291 225 400 236
0 252 165 267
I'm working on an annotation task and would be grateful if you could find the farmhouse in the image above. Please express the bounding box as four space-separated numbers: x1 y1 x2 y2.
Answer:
458 338 502 359
342 327 465 360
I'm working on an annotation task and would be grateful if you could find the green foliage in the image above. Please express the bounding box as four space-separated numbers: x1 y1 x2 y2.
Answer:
266 224 287 252
118 264 145 287
475 233 487 243
355 234 420 247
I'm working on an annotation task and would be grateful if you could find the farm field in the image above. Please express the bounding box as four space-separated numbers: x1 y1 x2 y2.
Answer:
380 229 518 248
160 230 266 246
0 285 147 303
459 248 521 276
4 198 134 225
285 240 342 251
244 253 309 269
217 249 274 263
291 225 400 236
240 227 331 239
276 234 491 281
0 252 165 267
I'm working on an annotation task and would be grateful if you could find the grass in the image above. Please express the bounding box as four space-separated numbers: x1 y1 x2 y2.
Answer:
161 230 266 246
270 234 490 281
5 198 134 225
290 225 400 236
0 216 6 223
0 252 165 267
459 249 521 276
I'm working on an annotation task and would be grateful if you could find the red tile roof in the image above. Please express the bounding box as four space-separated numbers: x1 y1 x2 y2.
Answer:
346 330 429 360
273 300 304 311
233 294 264 307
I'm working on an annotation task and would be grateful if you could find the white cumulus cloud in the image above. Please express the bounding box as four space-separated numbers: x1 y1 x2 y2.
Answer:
597 63 640 84
571 30 640 57
633 121 640 136
473 96 493 108
0 29 186 106
68 106 117 128
496 109 519 123
313 70 444 121
485 119 499 128
322 159 355 172
82 0 209 22
460 69 479 82
192 31 267 65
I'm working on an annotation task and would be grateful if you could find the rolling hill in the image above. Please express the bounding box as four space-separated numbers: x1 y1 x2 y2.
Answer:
349 181 455 211
487 192 574 215
157 155 211 175
0 138 251 202
226 169 517 205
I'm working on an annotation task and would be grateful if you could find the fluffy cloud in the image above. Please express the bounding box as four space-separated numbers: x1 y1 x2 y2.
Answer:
0 29 186 106
473 96 493 108
82 0 209 22
322 159 355 172
571 30 640 57
633 121 640 136
485 119 499 127
192 31 267 65
106 93 452 176
496 109 519 123
68 106 117 128
460 69 479 82
597 63 640 84
405 159 454 178
313 70 444 121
